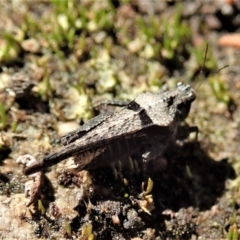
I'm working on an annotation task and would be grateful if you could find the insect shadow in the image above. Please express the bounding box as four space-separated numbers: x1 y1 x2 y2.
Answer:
151 138 235 211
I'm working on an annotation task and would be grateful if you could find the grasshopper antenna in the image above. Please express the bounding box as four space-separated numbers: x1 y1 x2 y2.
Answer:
194 44 229 90
213 65 229 74
193 44 209 91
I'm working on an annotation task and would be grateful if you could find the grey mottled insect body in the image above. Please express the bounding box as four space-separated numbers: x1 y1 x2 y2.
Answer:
24 82 196 175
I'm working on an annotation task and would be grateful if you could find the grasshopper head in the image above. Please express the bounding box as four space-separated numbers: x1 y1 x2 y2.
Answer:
165 82 196 122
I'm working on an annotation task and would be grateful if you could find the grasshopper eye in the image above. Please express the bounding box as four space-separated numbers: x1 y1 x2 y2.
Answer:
166 96 174 106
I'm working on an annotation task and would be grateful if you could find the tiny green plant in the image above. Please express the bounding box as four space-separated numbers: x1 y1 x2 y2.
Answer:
0 102 7 130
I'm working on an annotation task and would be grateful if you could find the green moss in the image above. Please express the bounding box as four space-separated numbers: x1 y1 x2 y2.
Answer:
37 68 52 100
0 33 22 64
142 178 154 196
38 199 46 215
209 75 232 106
81 222 94 240
65 221 72 236
227 223 239 240
0 102 7 130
